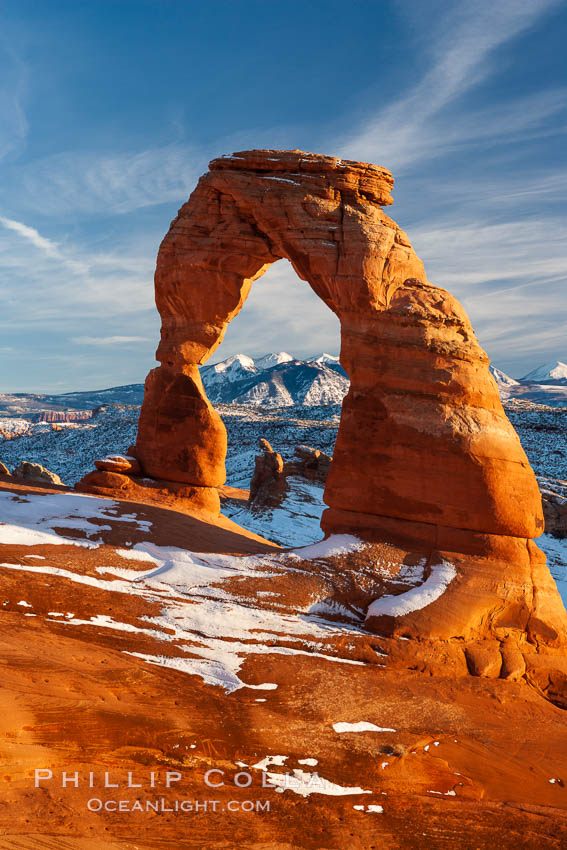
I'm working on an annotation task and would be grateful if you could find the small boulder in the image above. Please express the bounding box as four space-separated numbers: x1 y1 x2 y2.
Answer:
284 444 332 484
0 461 10 476
12 461 63 486
94 455 142 475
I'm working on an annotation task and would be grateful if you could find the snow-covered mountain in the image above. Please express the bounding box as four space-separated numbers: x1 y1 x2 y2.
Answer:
490 365 519 387
0 384 145 415
3 355 567 417
254 351 294 370
488 361 567 407
521 361 567 384
490 365 519 395
307 353 340 365
200 352 349 406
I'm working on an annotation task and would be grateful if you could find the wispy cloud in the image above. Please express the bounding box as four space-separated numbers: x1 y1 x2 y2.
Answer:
0 0 564 390
340 0 565 171
1 145 201 217
0 215 88 274
71 335 151 346
406 214 567 375
0 216 158 331
328 0 567 376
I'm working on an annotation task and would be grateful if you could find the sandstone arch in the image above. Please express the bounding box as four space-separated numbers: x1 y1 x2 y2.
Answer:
72 148 567 672
129 149 567 651
136 149 542 547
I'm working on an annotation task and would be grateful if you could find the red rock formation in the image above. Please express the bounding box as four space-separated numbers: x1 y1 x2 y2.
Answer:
37 410 93 423
76 469 220 515
248 438 287 510
1 479 566 846
128 149 565 647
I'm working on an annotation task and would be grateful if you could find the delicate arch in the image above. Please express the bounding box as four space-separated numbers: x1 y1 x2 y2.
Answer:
136 149 542 546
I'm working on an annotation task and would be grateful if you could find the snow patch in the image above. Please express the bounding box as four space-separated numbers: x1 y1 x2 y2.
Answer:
262 769 372 798
289 535 366 561
0 491 151 549
333 721 396 734
366 560 457 619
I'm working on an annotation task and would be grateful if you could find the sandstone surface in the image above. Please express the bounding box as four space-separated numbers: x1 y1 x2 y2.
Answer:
94 454 142 475
0 479 566 848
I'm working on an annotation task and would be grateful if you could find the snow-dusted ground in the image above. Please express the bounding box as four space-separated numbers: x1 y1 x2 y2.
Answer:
0 490 152 548
223 476 326 548
1 398 566 610
0 406 140 484
1 398 564 497
539 534 567 608
0 491 372 693
506 402 567 482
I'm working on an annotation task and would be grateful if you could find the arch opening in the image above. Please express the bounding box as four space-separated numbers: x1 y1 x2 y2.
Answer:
208 257 341 368
193 257 344 546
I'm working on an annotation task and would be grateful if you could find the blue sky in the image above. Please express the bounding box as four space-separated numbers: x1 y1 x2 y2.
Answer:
0 0 565 392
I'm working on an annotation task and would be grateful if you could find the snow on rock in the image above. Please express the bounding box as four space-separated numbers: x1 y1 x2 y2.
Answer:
0 418 31 439
259 768 372 798
289 534 366 561
0 491 152 549
125 652 278 694
223 476 326 547
252 755 288 770
2 536 368 695
251 756 372 798
332 721 397 733
366 560 457 620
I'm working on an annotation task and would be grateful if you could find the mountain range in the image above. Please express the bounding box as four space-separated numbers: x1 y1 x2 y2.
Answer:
200 352 348 406
489 361 567 407
1 356 567 415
